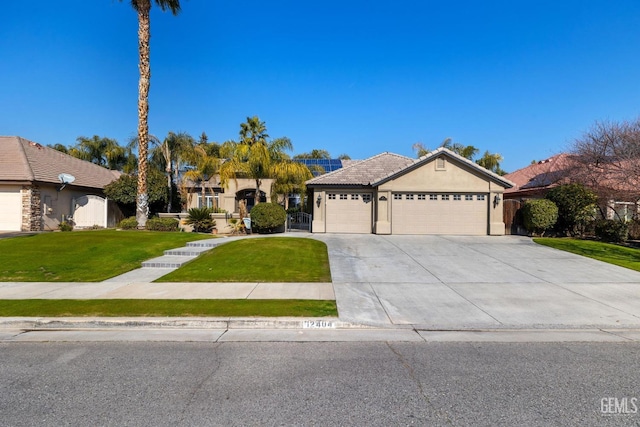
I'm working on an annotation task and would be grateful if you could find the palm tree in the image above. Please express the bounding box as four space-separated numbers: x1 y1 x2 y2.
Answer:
72 135 128 170
220 116 311 207
441 138 479 160
183 145 221 210
476 151 505 174
150 132 195 212
412 142 430 158
120 0 182 227
293 149 331 159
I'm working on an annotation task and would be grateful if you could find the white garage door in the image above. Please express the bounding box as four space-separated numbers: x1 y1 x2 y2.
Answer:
0 187 23 231
326 191 373 233
392 193 488 235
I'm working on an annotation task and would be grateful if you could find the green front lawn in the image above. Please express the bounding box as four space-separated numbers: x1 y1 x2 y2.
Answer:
157 237 332 282
0 299 337 317
0 230 213 282
534 238 640 272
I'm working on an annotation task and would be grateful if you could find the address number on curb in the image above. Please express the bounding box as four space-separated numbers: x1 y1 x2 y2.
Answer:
302 320 336 329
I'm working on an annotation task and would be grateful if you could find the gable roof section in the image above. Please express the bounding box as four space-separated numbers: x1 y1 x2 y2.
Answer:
0 136 121 189
306 148 514 189
374 147 514 188
306 152 415 186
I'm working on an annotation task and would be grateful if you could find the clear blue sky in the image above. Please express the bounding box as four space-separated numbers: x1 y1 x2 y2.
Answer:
3 1 640 172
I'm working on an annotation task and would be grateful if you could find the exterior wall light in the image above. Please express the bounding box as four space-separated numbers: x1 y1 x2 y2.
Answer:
494 194 501 207
316 194 322 207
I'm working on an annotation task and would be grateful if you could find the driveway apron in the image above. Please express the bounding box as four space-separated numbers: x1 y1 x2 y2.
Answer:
312 234 640 329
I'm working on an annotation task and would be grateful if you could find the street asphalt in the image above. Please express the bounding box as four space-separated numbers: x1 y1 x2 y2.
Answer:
2 232 640 342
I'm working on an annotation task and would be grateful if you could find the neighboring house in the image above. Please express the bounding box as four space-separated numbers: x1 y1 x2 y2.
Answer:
503 153 574 200
504 153 639 221
183 176 275 213
0 136 123 231
306 147 514 235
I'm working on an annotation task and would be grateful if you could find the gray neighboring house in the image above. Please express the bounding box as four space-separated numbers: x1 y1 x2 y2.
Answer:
0 136 123 231
307 147 514 235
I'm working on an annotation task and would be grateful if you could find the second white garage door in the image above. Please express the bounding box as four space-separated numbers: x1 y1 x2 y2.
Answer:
392 193 488 235
0 186 23 231
326 191 373 233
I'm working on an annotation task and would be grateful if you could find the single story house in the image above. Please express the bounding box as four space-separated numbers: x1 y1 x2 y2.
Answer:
0 136 123 231
306 147 514 235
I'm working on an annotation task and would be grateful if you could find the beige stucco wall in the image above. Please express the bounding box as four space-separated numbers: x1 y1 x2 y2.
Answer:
185 177 275 213
313 155 509 235
311 189 326 233
377 156 507 235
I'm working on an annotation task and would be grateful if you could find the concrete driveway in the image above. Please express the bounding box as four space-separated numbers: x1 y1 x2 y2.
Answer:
312 234 640 329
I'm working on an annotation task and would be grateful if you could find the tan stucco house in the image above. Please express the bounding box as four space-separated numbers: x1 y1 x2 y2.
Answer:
0 136 123 231
183 177 275 213
307 147 514 235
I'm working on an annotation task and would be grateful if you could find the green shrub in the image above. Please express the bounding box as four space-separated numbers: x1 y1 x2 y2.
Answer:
250 203 286 233
522 199 558 236
184 207 216 233
118 217 138 230
545 183 597 236
146 217 179 232
58 221 73 232
594 219 629 243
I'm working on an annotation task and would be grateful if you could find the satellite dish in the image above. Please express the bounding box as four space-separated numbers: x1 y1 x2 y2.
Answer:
57 173 76 191
58 173 76 184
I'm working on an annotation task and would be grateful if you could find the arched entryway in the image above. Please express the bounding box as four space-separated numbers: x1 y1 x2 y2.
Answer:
236 189 267 212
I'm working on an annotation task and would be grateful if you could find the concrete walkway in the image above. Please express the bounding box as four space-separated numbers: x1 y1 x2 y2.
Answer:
2 233 640 342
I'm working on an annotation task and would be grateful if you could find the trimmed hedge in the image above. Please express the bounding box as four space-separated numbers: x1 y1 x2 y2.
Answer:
146 217 179 232
118 217 138 230
250 203 286 234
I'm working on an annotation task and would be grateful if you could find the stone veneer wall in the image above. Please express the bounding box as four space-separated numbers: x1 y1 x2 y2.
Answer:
21 185 42 231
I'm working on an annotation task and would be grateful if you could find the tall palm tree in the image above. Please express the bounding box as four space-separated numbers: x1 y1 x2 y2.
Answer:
121 0 182 227
220 116 310 207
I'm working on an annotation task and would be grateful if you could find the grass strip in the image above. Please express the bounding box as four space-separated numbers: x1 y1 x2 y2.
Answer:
0 299 338 317
534 238 640 272
0 230 213 282
157 237 331 282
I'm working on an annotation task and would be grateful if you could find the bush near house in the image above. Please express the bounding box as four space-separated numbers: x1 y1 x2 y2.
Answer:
522 199 558 236
145 217 179 232
250 203 287 234
118 217 138 230
594 219 629 243
58 221 73 232
545 183 597 236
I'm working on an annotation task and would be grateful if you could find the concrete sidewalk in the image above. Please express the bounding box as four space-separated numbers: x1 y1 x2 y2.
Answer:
3 234 640 342
0 281 335 300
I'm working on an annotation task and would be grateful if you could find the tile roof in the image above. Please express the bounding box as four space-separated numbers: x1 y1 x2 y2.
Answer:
306 152 416 186
0 136 121 189
504 152 640 199
504 153 573 195
307 148 514 189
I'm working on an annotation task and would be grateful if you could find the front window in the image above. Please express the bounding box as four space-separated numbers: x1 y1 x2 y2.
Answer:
197 194 219 209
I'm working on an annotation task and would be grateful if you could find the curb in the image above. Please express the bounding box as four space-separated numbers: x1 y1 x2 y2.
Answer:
0 317 379 330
